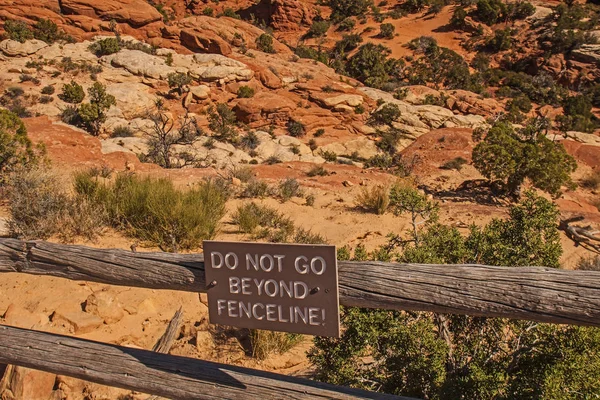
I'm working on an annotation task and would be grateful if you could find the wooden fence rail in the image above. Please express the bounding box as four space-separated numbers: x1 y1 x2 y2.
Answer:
1 238 599 326
0 325 404 400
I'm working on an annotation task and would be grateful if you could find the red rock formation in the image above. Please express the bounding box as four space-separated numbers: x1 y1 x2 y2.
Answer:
60 0 163 27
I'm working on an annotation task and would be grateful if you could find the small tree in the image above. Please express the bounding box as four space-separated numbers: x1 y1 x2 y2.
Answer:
144 101 203 168
330 0 371 20
0 110 39 182
78 82 116 136
33 19 64 44
256 34 275 53
208 103 238 142
472 119 577 198
379 23 395 39
389 183 439 242
368 103 401 126
59 81 85 104
167 72 192 96
557 95 597 133
3 20 33 43
307 20 330 38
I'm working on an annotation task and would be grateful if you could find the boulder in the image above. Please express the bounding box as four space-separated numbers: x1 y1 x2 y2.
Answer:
36 41 98 62
84 291 125 324
269 0 316 31
571 44 600 64
529 6 553 21
104 49 178 79
190 85 210 100
189 54 253 83
105 82 156 119
3 366 56 400
0 39 48 57
51 310 104 334
2 304 45 329
234 92 297 125
180 29 232 56
319 94 364 108
60 0 162 26
320 137 380 160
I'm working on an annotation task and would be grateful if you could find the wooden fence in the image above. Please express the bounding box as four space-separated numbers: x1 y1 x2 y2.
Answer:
1 238 600 399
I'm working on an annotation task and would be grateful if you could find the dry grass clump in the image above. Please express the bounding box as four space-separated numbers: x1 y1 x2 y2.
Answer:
355 185 390 215
250 329 303 360
7 168 105 241
232 202 325 244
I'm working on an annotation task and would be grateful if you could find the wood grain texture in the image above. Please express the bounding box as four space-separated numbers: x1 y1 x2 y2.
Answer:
1 239 600 326
0 325 403 400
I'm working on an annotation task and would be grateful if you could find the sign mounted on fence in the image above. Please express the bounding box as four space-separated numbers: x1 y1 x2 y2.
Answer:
203 241 340 337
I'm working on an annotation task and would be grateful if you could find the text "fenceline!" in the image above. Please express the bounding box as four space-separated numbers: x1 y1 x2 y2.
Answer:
203 241 340 337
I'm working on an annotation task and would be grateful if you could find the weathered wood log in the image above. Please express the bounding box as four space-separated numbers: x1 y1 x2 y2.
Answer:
0 325 402 400
152 307 184 353
1 239 600 326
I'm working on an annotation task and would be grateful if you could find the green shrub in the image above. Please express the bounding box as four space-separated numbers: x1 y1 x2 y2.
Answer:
0 110 39 182
203 7 214 16
307 20 330 38
279 178 303 202
33 18 63 44
287 120 306 137
41 85 55 95
379 23 395 39
39 95 53 104
337 17 356 31
314 128 325 137
320 150 337 162
472 120 577 198
256 34 275 53
307 165 328 177
237 85 255 98
355 185 389 214
75 173 228 251
241 179 271 198
440 157 468 171
305 193 316 206
78 82 116 136
89 38 120 57
295 46 328 63
368 103 400 126
3 20 33 43
473 0 507 25
221 7 241 19
487 28 512 51
59 81 85 104
557 95 597 133
330 0 371 20
167 72 192 94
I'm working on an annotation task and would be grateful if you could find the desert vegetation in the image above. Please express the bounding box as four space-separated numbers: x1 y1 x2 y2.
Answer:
0 0 599 398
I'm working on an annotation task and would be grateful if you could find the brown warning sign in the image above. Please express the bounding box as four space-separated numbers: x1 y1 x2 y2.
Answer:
203 241 340 337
